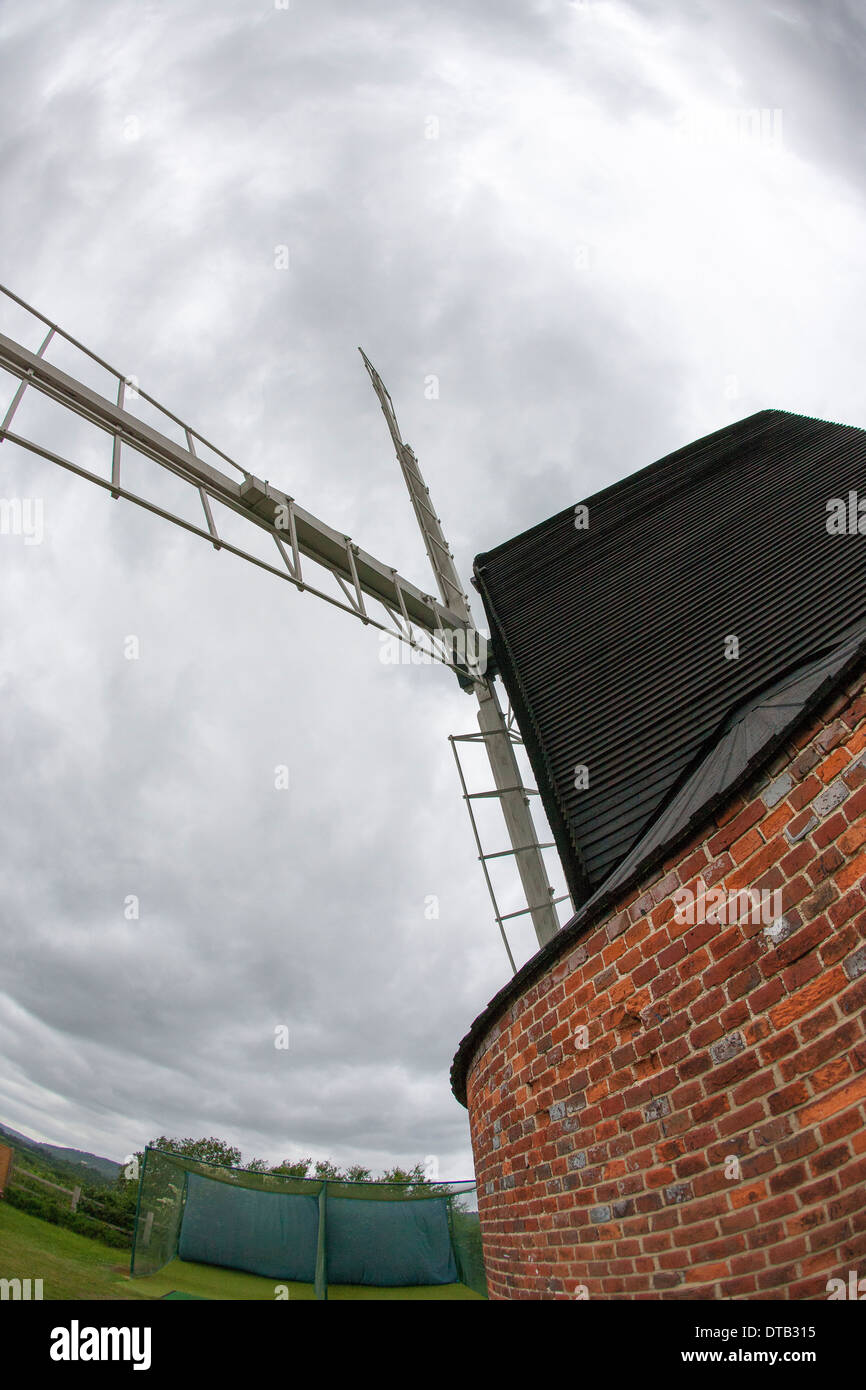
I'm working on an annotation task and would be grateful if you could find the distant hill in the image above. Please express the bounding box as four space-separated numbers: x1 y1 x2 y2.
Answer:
0 1120 122 1187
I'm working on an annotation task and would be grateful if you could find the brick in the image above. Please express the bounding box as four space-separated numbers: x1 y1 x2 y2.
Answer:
731 828 763 864
708 926 743 962
839 976 866 1018
780 842 814 878
798 1074 866 1128
732 1071 775 1107
689 1016 724 1050
821 924 861 967
842 757 866 791
669 978 703 1012
809 847 846 885
761 803 792 842
752 1116 792 1146
839 821 866 857
650 871 679 905
810 1143 851 1177
664 1183 693 1205
818 748 851 783
684 1260 730 1285
768 1080 810 1116
838 850 866 892
631 891 657 922
764 773 792 809
768 966 847 1030
703 939 762 989
813 810 849 850
691 1094 729 1127
789 774 822 811
741 1015 771 1046
790 747 820 779
813 780 850 818
704 1050 759 1094
729 1181 766 1210
810 1056 853 1094
657 940 686 970
844 944 866 982
729 965 762 1000
727 836 789 892
759 1028 798 1065
631 959 659 987
794 1019 860 1077
821 1108 863 1146
748 976 784 1012
768 1162 807 1195
679 847 709 882
781 951 823 993
691 986 726 1026
799 1003 839 1043
800 881 838 922
652 898 676 929
606 911 631 940
776 1130 818 1164
785 809 818 844
709 1031 745 1065
708 802 765 856
843 783 866 825
704 857 735 891
762 915 795 947
816 718 849 753
720 1274 759 1296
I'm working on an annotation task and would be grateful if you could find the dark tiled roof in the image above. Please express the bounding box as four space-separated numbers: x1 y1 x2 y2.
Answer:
453 409 866 1106
451 626 866 1106
589 615 866 912
474 409 866 905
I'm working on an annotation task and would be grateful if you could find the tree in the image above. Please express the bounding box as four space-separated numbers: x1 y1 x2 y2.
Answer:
313 1159 343 1180
120 1140 446 1196
270 1158 312 1178
243 1157 270 1173
144 1136 242 1168
380 1163 431 1197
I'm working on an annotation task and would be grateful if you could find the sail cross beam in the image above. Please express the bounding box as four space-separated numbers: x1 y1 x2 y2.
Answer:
0 308 483 681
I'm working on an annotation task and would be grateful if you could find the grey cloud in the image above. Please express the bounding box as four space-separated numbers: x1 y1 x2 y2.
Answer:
0 0 863 1181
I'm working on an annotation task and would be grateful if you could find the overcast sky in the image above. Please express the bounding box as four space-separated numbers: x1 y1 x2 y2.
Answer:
0 0 864 1180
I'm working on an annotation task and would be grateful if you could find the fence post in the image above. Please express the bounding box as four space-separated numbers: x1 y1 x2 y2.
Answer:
70 1186 81 1213
0 1144 14 1196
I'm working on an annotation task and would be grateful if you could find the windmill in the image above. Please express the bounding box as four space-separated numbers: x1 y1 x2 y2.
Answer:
0 284 571 970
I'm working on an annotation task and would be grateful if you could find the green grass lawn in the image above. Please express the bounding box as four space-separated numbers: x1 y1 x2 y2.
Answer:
0 1203 483 1300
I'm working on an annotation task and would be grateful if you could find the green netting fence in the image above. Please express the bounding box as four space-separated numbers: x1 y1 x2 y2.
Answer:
130 1148 486 1299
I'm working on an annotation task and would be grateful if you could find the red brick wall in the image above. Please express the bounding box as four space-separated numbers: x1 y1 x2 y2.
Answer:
465 670 866 1299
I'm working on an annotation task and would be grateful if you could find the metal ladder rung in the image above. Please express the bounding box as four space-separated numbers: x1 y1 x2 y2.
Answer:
498 895 570 923
464 786 540 800
480 843 555 861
